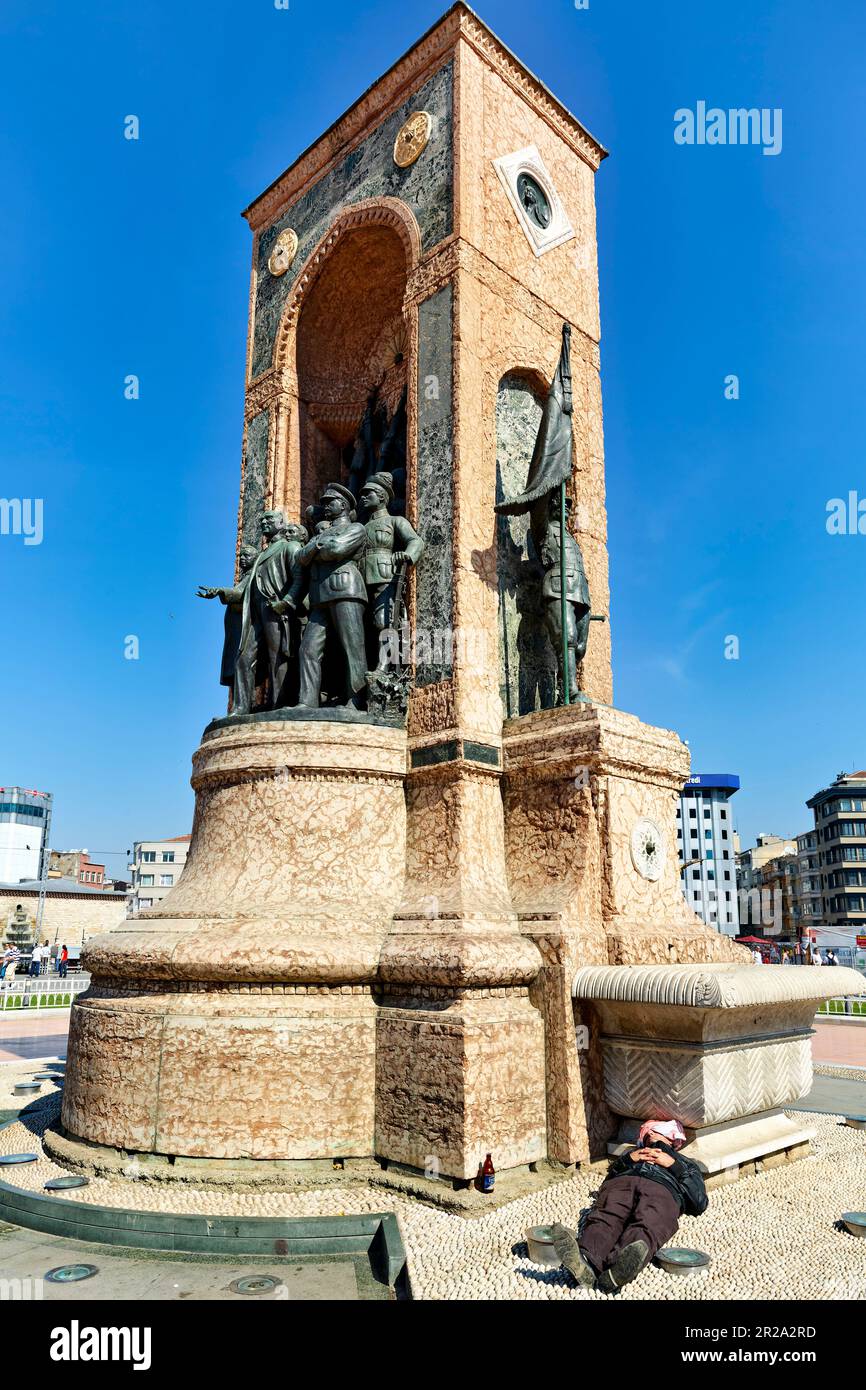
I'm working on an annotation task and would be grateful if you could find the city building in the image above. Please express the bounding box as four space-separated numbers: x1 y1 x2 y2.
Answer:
735 833 798 943
127 835 191 914
736 833 798 892
49 850 107 889
796 829 822 931
806 770 866 938
1 876 127 952
0 786 52 883
676 773 740 934
753 852 801 945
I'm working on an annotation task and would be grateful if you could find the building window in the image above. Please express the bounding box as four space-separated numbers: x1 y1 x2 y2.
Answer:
140 875 154 887
141 851 156 863
162 852 175 863
159 875 174 887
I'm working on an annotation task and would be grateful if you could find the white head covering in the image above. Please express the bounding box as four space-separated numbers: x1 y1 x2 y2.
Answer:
638 1119 687 1150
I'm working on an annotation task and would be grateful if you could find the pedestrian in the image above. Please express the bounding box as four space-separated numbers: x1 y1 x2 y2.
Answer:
58 943 69 979
782 949 791 965
40 939 50 975
813 949 824 966
550 1119 708 1293
826 949 837 967
29 942 41 977
751 947 763 965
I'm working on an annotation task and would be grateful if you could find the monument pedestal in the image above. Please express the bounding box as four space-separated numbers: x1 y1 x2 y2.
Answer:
502 702 747 1164
63 718 407 1160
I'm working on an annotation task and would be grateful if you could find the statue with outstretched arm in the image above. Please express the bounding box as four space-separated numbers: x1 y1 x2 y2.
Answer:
197 543 258 706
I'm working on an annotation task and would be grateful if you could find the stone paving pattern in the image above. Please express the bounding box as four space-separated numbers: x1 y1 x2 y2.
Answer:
1 1065 864 1301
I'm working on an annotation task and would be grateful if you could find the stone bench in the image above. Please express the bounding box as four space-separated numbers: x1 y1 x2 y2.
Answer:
572 963 866 1178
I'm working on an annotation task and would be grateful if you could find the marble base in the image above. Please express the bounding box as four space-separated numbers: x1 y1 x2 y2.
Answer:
62 719 408 1161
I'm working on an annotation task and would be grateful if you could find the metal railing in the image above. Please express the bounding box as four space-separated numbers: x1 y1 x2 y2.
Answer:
815 996 866 1017
0 975 90 1011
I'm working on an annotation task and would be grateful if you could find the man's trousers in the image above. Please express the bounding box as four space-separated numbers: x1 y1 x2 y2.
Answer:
578 1174 679 1273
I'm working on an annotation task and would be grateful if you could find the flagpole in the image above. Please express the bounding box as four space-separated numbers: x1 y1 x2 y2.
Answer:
559 480 570 706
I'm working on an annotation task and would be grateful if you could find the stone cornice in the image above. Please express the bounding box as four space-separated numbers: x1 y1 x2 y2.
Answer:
457 6 607 173
242 4 606 234
572 963 866 1009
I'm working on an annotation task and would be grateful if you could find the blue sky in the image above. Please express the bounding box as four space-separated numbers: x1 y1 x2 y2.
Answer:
1 0 864 878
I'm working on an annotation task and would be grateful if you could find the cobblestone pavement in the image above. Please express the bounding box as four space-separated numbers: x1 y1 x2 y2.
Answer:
2 1063 865 1301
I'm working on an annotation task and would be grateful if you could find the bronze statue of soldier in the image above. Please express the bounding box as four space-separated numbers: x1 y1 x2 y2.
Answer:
358 471 424 672
530 492 590 703
197 543 259 703
495 321 604 706
234 510 302 712
286 484 369 709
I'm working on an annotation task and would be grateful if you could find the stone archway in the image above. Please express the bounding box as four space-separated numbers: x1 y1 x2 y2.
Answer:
272 199 420 518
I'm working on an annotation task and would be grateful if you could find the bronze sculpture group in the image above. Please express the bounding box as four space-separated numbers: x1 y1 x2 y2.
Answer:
198 473 423 718
200 321 603 718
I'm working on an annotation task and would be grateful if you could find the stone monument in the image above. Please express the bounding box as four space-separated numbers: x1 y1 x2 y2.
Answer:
61 4 864 1183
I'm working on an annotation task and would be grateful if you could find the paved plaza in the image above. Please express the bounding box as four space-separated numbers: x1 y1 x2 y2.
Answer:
1 1054 865 1302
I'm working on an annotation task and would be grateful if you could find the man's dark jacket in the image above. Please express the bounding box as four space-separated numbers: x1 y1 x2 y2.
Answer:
604 1141 708 1217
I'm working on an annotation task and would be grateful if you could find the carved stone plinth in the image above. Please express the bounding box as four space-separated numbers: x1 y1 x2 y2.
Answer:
62 719 407 1161
573 963 866 1171
503 703 748 1164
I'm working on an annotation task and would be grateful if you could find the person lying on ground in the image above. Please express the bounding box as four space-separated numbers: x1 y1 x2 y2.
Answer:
550 1119 708 1294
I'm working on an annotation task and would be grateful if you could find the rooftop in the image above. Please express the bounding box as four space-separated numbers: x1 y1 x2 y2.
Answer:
0 876 119 898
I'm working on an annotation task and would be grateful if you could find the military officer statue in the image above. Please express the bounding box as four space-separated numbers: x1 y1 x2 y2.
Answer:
358 471 424 671
233 511 302 713
530 493 590 703
287 483 369 710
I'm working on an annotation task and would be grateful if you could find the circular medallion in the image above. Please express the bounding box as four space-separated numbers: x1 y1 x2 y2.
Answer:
393 110 432 168
45 1175 90 1191
630 816 666 882
0 1152 38 1165
267 227 298 278
516 172 552 229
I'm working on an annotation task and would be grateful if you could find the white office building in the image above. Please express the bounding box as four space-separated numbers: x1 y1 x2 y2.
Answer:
0 786 53 884
676 773 740 935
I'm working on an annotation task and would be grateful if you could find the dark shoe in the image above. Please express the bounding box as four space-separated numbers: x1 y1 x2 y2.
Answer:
597 1239 650 1293
549 1223 596 1288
